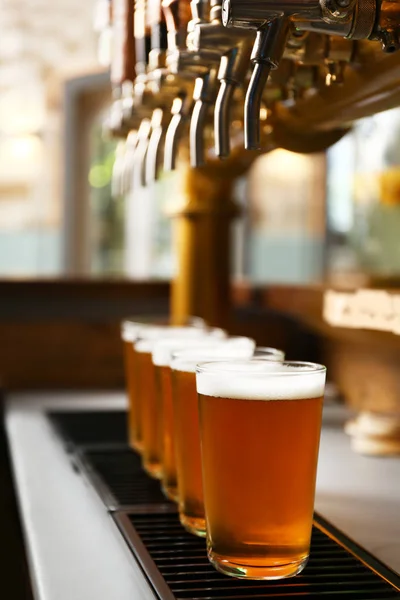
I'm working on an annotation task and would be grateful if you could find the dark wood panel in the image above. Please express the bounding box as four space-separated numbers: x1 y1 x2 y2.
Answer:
0 280 170 389
0 279 170 319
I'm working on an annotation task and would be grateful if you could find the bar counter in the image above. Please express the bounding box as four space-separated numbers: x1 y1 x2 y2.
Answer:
5 392 400 600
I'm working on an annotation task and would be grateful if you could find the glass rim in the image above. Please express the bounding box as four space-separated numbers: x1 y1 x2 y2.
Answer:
196 360 326 377
170 336 256 359
255 346 285 354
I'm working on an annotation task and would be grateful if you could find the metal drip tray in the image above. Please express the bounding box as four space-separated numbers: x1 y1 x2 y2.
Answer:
47 410 400 599
78 447 172 511
48 410 128 450
115 512 400 599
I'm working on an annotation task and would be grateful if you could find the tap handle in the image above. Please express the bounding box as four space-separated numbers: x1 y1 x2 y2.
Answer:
162 0 193 49
111 0 136 86
134 0 152 73
147 0 168 50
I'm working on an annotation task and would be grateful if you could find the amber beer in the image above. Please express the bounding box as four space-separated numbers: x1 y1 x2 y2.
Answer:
152 332 228 501
121 318 176 451
121 319 155 452
171 340 273 536
123 338 142 451
155 364 176 496
135 338 162 477
197 360 326 579
136 326 221 478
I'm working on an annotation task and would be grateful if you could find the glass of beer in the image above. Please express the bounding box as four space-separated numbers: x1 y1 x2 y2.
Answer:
121 319 163 452
121 322 142 451
135 326 217 478
152 332 227 501
151 332 225 499
171 340 279 537
196 360 326 579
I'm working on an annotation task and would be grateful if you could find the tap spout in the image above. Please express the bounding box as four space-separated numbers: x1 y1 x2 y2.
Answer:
214 79 236 158
189 70 218 167
145 108 166 185
190 99 209 167
244 62 271 150
164 97 186 171
244 19 290 150
133 118 152 188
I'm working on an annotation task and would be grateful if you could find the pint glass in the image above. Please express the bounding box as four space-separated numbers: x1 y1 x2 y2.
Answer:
152 332 227 501
171 341 281 536
197 360 326 579
136 326 218 478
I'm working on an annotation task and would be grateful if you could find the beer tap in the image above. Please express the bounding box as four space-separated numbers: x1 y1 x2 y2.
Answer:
244 18 291 150
105 0 137 137
160 0 195 170
189 68 219 166
164 94 194 169
132 118 152 188
128 1 154 188
221 0 398 150
190 0 255 158
164 0 222 170
144 1 178 183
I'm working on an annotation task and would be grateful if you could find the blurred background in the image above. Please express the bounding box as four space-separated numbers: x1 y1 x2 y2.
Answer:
2 1 400 285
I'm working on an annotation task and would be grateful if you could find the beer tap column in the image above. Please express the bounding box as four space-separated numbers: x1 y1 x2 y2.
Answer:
169 165 240 327
165 1 242 326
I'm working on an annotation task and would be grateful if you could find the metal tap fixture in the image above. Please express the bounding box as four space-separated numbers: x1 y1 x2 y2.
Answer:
163 0 223 169
132 118 152 189
189 68 219 166
145 108 172 183
164 94 195 170
190 0 256 158
221 0 400 149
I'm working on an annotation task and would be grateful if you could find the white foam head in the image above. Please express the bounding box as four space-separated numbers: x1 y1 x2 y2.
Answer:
135 326 214 354
196 361 326 400
121 321 147 342
152 335 229 366
254 347 285 360
171 337 257 373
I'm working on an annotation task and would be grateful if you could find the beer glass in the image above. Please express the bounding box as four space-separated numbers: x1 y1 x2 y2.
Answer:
135 326 216 478
171 340 278 537
152 333 227 501
196 360 326 579
121 319 162 451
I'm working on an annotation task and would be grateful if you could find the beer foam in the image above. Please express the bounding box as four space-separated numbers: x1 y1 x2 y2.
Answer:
121 320 150 342
152 336 227 366
196 361 326 400
171 338 256 373
135 327 214 354
254 347 285 360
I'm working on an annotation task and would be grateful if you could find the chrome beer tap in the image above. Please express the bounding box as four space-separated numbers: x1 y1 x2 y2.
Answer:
164 0 223 169
189 0 256 159
221 0 399 149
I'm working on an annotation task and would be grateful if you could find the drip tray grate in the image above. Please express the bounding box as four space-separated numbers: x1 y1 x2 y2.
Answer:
115 512 400 599
47 410 400 598
48 410 128 449
78 447 172 510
